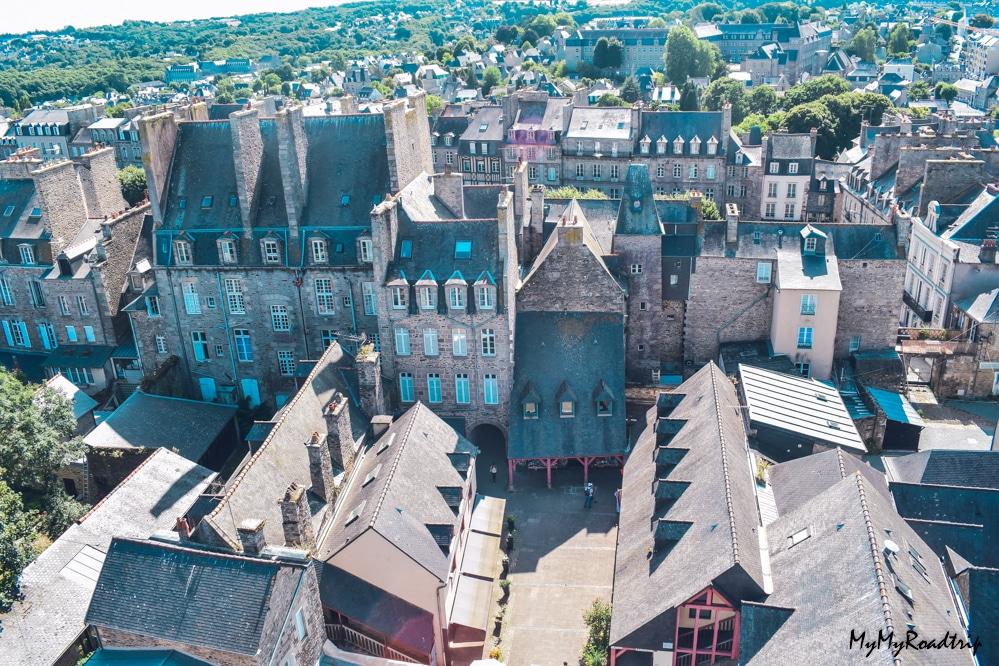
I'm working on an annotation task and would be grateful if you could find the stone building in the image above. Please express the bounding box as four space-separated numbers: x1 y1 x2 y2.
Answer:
456 105 505 185
561 106 636 198
130 95 433 407
8 105 99 161
369 166 522 438
502 90 571 186
0 146 146 395
558 18 669 75
430 104 473 175
693 22 832 84
760 131 815 222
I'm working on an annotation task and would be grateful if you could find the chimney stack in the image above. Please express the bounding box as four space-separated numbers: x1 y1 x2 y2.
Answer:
356 346 385 417
174 516 192 539
280 483 316 551
236 518 266 556
306 431 336 504
980 238 997 264
370 414 393 441
324 392 356 476
725 203 740 245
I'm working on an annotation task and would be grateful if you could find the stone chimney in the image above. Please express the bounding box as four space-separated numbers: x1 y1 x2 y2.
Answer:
980 239 997 264
306 431 336 504
136 112 179 225
324 392 356 475
370 414 393 441
280 483 315 551
512 160 528 219
276 105 307 239
229 109 264 239
529 185 546 259
236 518 266 556
356 346 385 417
721 102 732 142
340 95 356 114
174 516 192 539
433 171 465 217
383 95 433 191
75 146 128 217
725 203 740 245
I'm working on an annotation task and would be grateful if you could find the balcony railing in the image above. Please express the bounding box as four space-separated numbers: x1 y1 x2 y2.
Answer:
326 624 419 663
902 289 933 323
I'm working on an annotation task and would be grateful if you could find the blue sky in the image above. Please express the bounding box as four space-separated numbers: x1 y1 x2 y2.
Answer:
7 0 356 35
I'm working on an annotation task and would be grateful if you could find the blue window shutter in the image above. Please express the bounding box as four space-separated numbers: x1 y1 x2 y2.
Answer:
18 322 30 348
38 324 51 349
2 321 12 347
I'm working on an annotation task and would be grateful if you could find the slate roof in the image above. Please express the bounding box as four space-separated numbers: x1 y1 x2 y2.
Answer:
460 106 504 143
0 178 36 238
700 221 900 260
45 372 98 421
941 187 999 243
85 537 306 657
743 473 973 665
509 311 627 459
740 364 867 454
161 122 242 230
775 246 841 291
610 364 767 648
318 564 434 655
637 111 725 155
768 448 891 515
84 391 236 463
0 449 213 666
954 288 999 323
318 402 476 580
566 107 632 140
865 386 925 426
884 451 999 490
200 342 365 549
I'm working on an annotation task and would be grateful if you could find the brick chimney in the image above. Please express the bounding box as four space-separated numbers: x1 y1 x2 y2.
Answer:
324 392 356 475
236 518 266 556
980 238 997 264
305 431 336 504
276 105 307 239
356 346 385 417
280 483 315 551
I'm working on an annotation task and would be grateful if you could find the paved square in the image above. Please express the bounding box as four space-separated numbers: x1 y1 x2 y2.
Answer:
487 465 620 666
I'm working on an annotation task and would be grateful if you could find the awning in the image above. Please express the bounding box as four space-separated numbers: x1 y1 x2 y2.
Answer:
449 574 493 631
865 386 926 427
459 531 501 579
468 495 504 537
43 345 114 369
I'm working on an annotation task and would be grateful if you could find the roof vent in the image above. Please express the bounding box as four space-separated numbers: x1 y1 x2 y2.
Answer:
884 539 900 555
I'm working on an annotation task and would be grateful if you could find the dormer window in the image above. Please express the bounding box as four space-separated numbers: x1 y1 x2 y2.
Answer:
769 162 779 174
358 238 373 263
804 237 817 253
174 239 192 265
18 244 35 265
476 285 494 309
707 136 718 155
560 400 574 417
596 399 612 416
690 136 701 154
228 193 238 207
262 238 281 264
444 134 453 146
448 286 465 309
391 285 408 309
200 195 213 209
523 401 538 419
218 238 237 264
640 136 651 155
311 238 328 263
418 285 436 310
673 136 684 154
657 137 667 154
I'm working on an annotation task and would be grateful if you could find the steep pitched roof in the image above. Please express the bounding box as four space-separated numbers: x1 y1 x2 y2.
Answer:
884 451 999 490
768 448 891 515
318 403 476 580
611 364 767 648
0 450 213 666
85 538 306 657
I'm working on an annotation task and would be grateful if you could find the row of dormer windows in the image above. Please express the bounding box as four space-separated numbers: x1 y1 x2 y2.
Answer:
172 237 373 266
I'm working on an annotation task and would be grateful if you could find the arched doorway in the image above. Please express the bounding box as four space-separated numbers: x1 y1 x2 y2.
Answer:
469 423 507 491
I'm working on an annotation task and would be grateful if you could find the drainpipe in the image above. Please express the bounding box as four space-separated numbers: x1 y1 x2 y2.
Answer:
294 269 311 359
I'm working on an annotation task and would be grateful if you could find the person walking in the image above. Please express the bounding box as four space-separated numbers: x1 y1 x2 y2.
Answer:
490 464 497 483
614 487 622 514
583 482 594 509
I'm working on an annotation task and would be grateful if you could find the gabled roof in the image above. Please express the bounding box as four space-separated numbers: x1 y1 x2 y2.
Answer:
0 449 213 666
611 364 767 648
638 111 725 155
318 403 476 580
44 372 98 421
744 474 972 665
884 451 999 490
768 448 891 515
85 537 307 657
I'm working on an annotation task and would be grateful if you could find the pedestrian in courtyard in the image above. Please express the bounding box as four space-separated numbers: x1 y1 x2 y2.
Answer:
584 482 594 509
614 487 621 514
490 464 497 482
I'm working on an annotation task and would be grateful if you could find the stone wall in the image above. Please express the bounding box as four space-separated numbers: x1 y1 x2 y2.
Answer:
33 159 87 256
137 112 179 224
613 234 668 382
262 564 326 666
94 205 150 316
230 110 264 239
95 626 257 666
685 256 774 364
277 106 308 237
75 147 128 218
384 94 433 192
835 258 905 356
918 159 986 217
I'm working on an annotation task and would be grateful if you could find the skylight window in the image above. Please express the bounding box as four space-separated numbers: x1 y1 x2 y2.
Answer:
178 197 187 209
363 464 382 487
2 205 14 217
29 207 42 218
229 193 238 207
340 194 351 206
788 527 811 547
345 500 366 526
454 240 472 259
377 433 396 454
200 195 213 209
400 239 413 258
616 121 625 129
479 122 488 132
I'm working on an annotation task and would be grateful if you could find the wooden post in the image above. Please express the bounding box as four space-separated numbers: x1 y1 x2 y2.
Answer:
545 458 553 488
582 456 593 484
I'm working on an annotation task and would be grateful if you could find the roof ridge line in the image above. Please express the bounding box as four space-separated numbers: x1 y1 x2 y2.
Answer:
836 448 848 479
854 472 896 654
709 365 742 567
368 404 419 528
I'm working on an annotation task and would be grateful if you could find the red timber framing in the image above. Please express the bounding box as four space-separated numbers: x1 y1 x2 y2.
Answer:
506 455 625 490
674 587 739 665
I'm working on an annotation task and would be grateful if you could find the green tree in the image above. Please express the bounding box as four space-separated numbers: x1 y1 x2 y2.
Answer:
848 27 877 62
544 186 608 199
528 15 558 38
425 94 444 116
117 165 147 207
907 105 930 119
0 477 37 610
700 198 721 220
935 23 953 41
665 25 700 84
592 37 610 69
620 76 641 103
970 13 996 28
605 38 624 69
481 66 502 96
935 82 958 104
909 80 930 100
782 102 838 158
679 81 700 111
597 93 629 107
887 24 913 57
582 599 611 666
746 85 779 115
782 75 851 109
105 102 133 118
702 77 748 123
740 10 762 23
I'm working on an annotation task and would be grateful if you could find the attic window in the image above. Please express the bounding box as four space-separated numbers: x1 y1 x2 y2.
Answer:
454 240 472 259
340 194 351 207
523 401 538 419
560 400 574 417
200 196 213 209
788 527 811 548
178 197 187 209
874 231 882 241
580 121 588 130
753 231 761 244
616 121 625 129
228 194 238 207
804 237 818 253
596 399 612 416
344 500 366 526
363 464 382 486
479 122 488 132
400 239 413 258
29 207 42 218
2 206 14 217
377 433 396 455
895 577 915 605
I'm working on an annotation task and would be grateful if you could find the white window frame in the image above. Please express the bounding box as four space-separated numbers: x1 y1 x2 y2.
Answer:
271 304 291 331
311 239 328 263
395 328 411 356
233 329 253 362
358 238 373 263
480 329 496 356
452 329 468 357
174 240 192 265
191 331 209 362
477 286 494 310
362 282 376 315
262 239 281 264
756 262 772 284
224 278 245 314
423 328 439 356
183 282 201 315
155 336 167 354
315 278 335 315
